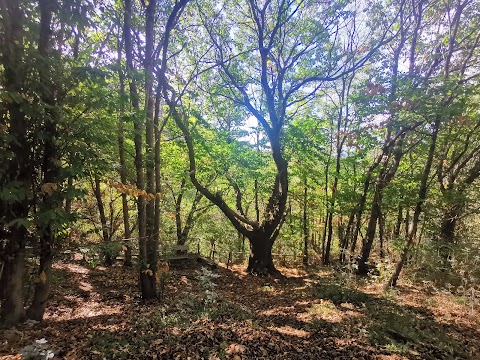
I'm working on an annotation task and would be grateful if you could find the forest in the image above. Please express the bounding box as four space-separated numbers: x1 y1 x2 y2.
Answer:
1 0 480 358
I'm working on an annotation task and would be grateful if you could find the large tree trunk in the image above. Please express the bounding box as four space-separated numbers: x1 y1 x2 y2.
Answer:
246 231 277 275
0 0 29 326
0 243 26 325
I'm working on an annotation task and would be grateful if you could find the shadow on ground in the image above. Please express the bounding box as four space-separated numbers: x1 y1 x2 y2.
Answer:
0 259 478 359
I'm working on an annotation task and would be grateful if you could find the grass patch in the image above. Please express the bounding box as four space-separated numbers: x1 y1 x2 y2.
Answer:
309 303 335 315
311 283 371 306
368 311 466 358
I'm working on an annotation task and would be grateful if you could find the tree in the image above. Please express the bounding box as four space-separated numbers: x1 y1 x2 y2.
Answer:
160 0 393 274
0 0 30 325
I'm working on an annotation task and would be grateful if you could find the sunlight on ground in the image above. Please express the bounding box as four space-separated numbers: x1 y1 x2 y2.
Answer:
269 325 310 338
1 261 478 359
53 262 90 275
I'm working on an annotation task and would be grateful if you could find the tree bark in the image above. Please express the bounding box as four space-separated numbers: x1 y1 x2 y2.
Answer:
0 246 26 325
303 178 308 267
116 29 132 267
154 82 164 268
158 0 288 276
65 176 73 214
92 177 112 265
388 119 439 287
93 177 109 243
340 211 355 263
357 139 404 275
247 231 277 275
28 0 61 321
393 206 402 238
142 0 158 299
0 0 29 326
438 207 458 268
123 0 149 298
379 211 385 259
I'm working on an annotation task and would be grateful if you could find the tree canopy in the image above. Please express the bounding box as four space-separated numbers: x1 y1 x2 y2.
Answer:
1 0 480 346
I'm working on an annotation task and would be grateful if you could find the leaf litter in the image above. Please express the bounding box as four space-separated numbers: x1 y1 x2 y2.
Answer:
0 259 479 359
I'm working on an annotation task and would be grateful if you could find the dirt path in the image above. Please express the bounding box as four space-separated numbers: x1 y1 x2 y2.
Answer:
1 260 478 359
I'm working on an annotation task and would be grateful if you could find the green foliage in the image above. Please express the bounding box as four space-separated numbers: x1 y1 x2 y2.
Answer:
99 241 124 263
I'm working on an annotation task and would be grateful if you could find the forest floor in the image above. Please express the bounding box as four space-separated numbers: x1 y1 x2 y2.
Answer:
1 257 479 360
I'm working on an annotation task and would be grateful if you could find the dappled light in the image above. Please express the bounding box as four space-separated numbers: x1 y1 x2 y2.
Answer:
2 256 480 358
2 0 480 358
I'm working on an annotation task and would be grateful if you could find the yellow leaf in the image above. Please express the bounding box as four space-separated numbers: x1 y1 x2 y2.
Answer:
41 183 58 195
39 271 47 283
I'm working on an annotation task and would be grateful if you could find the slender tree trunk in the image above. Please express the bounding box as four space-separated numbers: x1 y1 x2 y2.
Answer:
340 211 355 263
388 120 439 287
142 0 158 299
65 176 73 214
325 106 344 265
358 140 404 275
93 177 109 243
393 206 402 238
29 134 59 320
324 212 334 265
124 0 149 297
404 209 410 239
379 211 385 259
338 219 345 257
321 216 328 261
92 177 112 265
255 130 260 223
28 0 60 321
154 84 163 268
349 161 380 260
357 197 381 274
438 207 459 268
254 178 260 223
26 250 53 321
303 178 308 267
322 129 333 265
116 31 132 266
